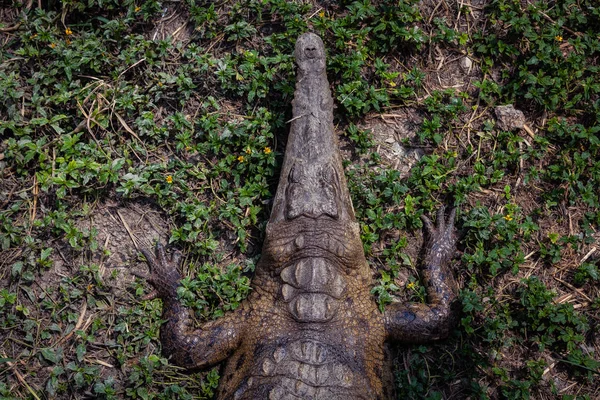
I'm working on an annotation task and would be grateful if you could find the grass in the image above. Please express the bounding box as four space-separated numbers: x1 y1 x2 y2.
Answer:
0 0 599 399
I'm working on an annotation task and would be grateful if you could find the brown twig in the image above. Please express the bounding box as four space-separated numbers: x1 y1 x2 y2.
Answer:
0 0 33 32
116 209 139 250
2 353 41 400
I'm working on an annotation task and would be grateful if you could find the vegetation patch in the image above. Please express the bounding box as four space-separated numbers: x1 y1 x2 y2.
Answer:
0 0 598 398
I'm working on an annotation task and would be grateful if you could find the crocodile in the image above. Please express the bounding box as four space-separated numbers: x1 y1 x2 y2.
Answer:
137 32 459 399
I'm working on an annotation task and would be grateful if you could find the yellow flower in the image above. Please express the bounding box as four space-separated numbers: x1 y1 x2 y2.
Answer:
388 81 397 87
504 214 513 221
406 282 417 290
166 175 173 184
135 6 141 12
555 35 563 42
65 39 71 45
49 43 56 49
65 27 72 36
185 146 192 151
245 147 252 154
238 155 245 162
319 11 325 18
264 147 271 154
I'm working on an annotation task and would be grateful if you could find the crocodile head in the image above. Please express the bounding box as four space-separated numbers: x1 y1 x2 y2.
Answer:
268 33 355 225
295 32 326 74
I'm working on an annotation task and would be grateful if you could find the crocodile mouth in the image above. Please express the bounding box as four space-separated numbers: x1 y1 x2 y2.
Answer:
267 31 356 226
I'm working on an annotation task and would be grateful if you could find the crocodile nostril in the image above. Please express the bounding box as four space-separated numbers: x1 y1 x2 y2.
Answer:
304 46 318 58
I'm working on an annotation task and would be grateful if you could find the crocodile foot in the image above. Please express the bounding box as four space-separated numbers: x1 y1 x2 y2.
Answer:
134 242 182 301
421 206 457 267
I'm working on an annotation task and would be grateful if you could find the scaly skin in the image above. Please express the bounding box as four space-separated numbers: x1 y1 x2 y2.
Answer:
138 33 459 399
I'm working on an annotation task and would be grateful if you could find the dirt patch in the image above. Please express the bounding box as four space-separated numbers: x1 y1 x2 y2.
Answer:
85 201 169 281
0 4 22 36
422 45 479 95
416 0 491 95
355 109 425 177
419 0 491 36
28 200 170 303
146 4 194 43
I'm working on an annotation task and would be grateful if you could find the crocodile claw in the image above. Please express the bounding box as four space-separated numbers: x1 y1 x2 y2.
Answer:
131 269 151 282
136 242 183 301
141 289 159 301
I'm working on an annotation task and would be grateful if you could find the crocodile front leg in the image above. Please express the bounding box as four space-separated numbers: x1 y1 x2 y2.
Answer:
137 243 247 369
384 207 459 343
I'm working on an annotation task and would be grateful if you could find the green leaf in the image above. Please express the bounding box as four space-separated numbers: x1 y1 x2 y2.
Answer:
40 248 53 261
11 262 22 277
40 347 61 364
76 343 86 362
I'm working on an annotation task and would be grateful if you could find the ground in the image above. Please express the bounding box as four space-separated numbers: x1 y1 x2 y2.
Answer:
0 1 599 399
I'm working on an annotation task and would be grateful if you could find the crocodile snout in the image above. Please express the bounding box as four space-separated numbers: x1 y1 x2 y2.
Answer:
304 46 318 58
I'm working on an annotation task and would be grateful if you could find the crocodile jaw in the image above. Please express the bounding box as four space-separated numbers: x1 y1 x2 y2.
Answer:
269 33 355 224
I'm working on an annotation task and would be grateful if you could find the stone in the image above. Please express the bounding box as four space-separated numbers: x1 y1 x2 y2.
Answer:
495 104 526 131
459 56 472 73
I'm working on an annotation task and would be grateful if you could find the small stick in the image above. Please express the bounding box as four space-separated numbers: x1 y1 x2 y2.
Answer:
553 276 592 302
2 353 41 400
580 247 597 263
117 209 139 250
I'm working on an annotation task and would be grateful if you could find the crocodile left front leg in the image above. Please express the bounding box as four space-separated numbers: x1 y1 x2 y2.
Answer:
137 243 248 369
384 207 459 343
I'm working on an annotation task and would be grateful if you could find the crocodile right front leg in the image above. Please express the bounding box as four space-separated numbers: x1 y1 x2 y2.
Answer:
384 207 459 343
137 243 248 369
